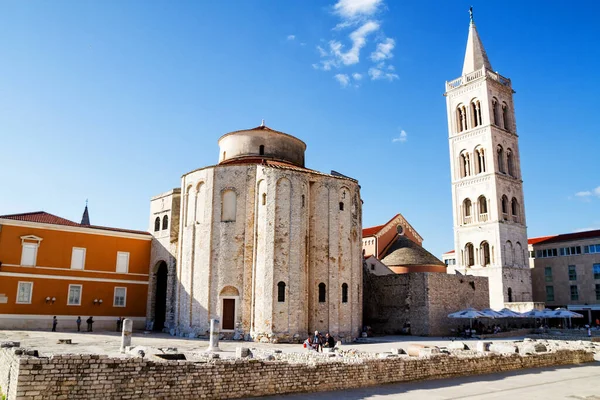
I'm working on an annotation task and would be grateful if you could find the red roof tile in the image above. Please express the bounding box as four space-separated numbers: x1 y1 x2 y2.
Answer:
0 211 150 236
443 250 456 254
528 235 557 245
362 214 401 237
529 230 600 246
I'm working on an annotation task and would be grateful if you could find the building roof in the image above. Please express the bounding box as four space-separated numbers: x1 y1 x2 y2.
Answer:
462 18 492 75
529 229 600 246
380 236 445 267
189 157 358 182
218 124 307 149
443 250 455 255
362 214 400 237
0 211 150 236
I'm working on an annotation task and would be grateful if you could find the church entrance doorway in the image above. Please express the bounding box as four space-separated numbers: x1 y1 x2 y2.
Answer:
222 299 235 330
154 261 168 331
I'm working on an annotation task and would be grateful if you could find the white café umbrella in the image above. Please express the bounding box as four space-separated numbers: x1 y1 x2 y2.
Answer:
498 308 523 318
551 308 584 329
448 308 486 330
550 308 584 318
479 308 505 319
521 309 547 318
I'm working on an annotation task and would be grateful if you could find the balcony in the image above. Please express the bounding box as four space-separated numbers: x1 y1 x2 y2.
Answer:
478 213 488 222
463 216 472 225
446 67 512 91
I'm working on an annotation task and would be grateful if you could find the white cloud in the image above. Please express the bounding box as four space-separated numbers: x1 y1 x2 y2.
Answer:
352 73 362 80
392 129 408 143
334 74 350 87
317 45 328 57
333 0 383 19
329 20 380 66
287 35 296 41
574 186 600 199
368 66 398 81
370 37 395 61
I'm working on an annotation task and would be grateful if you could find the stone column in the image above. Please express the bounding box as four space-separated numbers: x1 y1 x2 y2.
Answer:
206 318 220 352
120 318 133 353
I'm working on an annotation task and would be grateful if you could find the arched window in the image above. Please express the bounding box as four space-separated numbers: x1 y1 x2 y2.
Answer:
339 202 344 211
507 287 513 302
223 151 226 160
259 145 265 156
478 195 488 221
277 281 286 302
463 198 472 224
497 145 505 173
221 190 237 222
511 198 519 222
505 240 514 265
475 147 486 174
154 217 160 232
318 283 326 302
470 99 482 127
162 215 169 230
185 185 193 227
507 149 515 177
502 103 510 131
501 195 509 219
456 104 468 132
301 194 305 208
492 98 499 125
480 241 490 266
262 193 267 206
342 283 348 303
465 243 475 267
459 151 471 178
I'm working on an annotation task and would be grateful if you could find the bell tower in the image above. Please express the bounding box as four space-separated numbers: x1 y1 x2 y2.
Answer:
444 9 532 310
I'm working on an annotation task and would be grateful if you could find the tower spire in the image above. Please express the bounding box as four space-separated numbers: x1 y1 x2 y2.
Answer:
80 200 90 226
462 7 493 75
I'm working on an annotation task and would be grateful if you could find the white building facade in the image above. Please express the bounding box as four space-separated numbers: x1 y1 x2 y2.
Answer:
148 124 363 342
445 13 534 310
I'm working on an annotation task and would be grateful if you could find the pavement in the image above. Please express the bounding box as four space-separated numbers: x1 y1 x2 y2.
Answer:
258 364 600 399
0 330 527 358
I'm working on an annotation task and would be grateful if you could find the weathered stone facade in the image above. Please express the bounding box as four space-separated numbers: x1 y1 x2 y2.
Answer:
149 125 363 341
364 272 489 336
0 346 593 400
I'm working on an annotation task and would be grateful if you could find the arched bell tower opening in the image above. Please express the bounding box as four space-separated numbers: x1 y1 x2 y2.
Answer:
154 261 168 331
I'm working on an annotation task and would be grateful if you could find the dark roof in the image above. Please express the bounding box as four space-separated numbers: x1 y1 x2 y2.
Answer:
81 205 90 226
380 235 445 267
530 229 600 246
0 211 150 236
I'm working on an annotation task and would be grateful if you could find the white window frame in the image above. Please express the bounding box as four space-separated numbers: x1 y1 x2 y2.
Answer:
113 287 127 307
16 281 33 304
116 251 130 273
67 284 82 306
70 247 86 270
20 243 39 267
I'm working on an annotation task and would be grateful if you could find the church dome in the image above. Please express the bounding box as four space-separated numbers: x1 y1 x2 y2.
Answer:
217 124 307 167
380 236 445 269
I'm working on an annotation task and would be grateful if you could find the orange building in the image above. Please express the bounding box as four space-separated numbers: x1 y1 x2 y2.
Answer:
0 209 151 331
362 214 446 274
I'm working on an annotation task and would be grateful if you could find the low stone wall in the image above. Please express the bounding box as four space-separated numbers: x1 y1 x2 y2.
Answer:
0 345 20 400
479 329 533 339
0 347 594 400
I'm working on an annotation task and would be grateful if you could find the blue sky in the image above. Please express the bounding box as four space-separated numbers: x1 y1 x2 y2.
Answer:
1 0 599 258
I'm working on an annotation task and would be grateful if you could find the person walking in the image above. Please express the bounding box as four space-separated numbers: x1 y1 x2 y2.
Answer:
52 316 58 332
76 316 81 332
86 316 94 332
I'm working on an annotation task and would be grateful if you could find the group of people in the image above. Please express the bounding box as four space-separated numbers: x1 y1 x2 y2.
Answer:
303 331 335 352
51 316 96 332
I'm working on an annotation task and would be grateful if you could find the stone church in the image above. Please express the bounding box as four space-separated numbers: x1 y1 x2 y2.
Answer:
444 12 536 311
146 124 363 342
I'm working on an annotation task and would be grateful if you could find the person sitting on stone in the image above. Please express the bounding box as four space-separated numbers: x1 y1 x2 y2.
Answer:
312 330 323 352
303 337 315 351
323 332 335 349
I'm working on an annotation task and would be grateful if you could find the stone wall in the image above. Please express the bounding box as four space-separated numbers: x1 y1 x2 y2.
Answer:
0 345 19 400
364 272 489 336
0 347 593 400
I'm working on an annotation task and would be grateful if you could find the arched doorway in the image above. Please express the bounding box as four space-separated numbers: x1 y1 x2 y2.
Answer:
154 261 168 331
